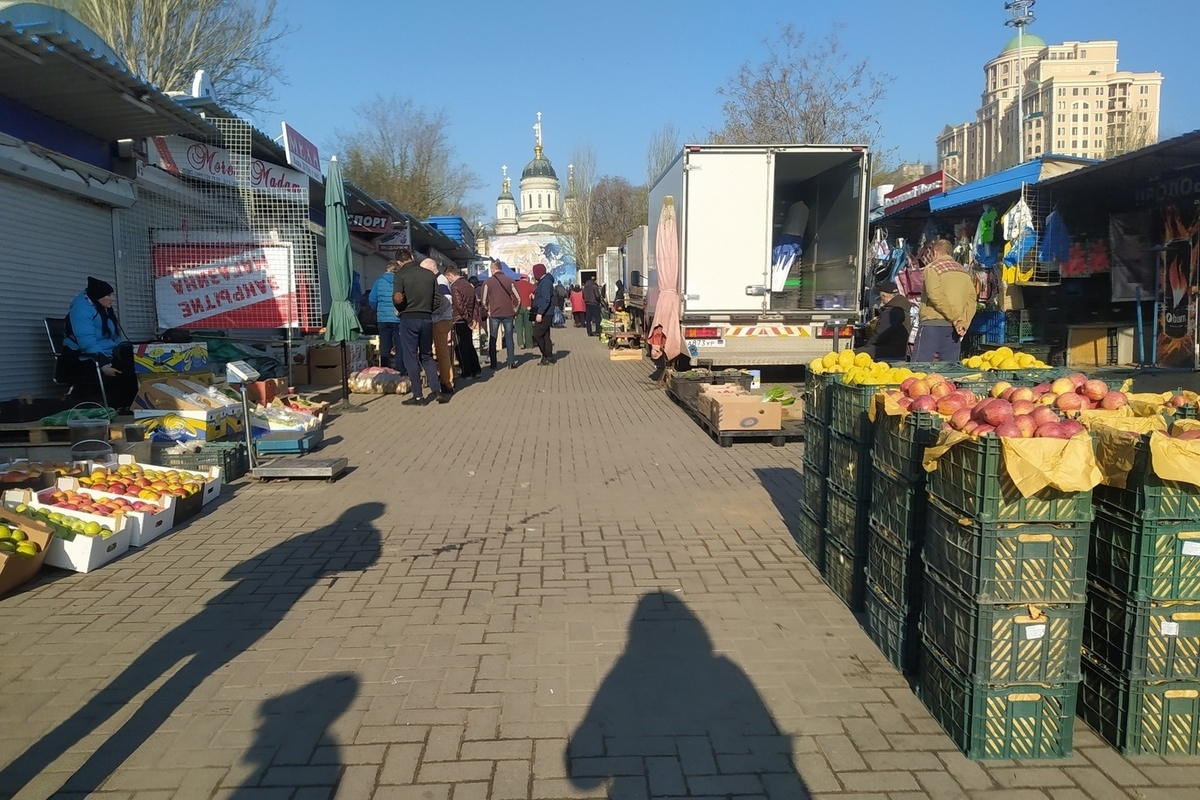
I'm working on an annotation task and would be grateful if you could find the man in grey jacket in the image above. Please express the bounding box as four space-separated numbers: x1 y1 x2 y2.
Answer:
393 254 447 405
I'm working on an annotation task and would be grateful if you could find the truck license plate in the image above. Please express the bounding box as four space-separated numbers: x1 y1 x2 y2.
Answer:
687 339 725 348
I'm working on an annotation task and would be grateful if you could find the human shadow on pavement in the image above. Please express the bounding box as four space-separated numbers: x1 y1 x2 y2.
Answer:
228 673 359 799
565 592 811 799
755 466 803 537
0 502 383 797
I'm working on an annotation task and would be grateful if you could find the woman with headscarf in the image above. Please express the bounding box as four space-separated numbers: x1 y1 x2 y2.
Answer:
63 276 137 410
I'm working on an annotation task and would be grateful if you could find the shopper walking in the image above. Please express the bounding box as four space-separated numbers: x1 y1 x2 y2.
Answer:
531 263 556 365
368 261 403 373
583 275 603 337
554 280 569 316
913 239 976 362
423 258 456 394
570 285 585 327
392 253 446 405
482 259 521 370
448 265 482 379
514 273 535 350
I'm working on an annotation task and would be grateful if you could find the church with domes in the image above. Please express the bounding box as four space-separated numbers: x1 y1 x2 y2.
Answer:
494 112 575 236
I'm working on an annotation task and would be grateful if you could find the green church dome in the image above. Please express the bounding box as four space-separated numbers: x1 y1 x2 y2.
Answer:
1001 32 1045 54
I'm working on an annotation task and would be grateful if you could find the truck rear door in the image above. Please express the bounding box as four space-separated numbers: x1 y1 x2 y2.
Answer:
683 149 769 314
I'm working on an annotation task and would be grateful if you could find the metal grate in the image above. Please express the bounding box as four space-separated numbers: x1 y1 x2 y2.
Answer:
114 117 320 340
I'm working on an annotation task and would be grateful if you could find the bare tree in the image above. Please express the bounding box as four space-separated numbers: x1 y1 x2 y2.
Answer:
716 24 893 150
646 122 680 187
334 95 481 220
561 141 597 278
55 0 290 115
591 177 647 252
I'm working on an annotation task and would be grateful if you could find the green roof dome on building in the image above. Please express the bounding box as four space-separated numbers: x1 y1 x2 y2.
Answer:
1001 32 1045 54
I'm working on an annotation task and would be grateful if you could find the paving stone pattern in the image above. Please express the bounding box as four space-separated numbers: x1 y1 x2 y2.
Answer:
1 327 1198 800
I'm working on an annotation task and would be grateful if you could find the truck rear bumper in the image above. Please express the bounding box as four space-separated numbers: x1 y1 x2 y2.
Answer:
684 334 840 367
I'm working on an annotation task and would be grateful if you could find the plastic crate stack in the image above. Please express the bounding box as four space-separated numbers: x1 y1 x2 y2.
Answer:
864 402 942 674
797 371 833 571
918 434 1094 759
1080 433 1200 756
154 441 250 481
824 381 880 611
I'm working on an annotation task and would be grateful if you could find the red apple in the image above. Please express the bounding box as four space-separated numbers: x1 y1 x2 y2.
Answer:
900 377 917 394
1082 380 1109 402
982 399 1015 427
1051 378 1075 395
1069 373 1089 389
907 379 930 399
1034 382 1053 395
995 421 1023 438
1011 399 1036 416
950 408 973 430
930 382 952 399
1055 392 1084 411
1001 387 1017 402
1175 430 1200 441
937 396 967 416
963 420 981 435
1011 387 1035 403
1060 420 1086 437
1030 406 1061 428
896 396 914 411
912 395 938 413
1036 422 1069 439
1013 415 1038 438
975 424 996 436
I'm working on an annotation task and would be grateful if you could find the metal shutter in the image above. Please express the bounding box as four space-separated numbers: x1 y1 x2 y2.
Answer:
0 177 115 396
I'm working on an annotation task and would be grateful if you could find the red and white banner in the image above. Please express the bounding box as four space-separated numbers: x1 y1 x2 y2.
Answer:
281 122 322 183
883 170 945 214
153 241 301 329
149 136 307 200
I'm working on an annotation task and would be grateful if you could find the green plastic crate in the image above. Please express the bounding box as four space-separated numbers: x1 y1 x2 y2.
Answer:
923 495 1089 604
802 413 829 475
866 581 920 674
830 382 878 444
828 433 872 500
1083 582 1200 681
918 643 1078 760
927 434 1094 523
1089 505 1200 601
826 484 869 555
868 462 927 548
866 524 922 611
794 506 824 571
1093 434 1200 521
921 572 1084 684
155 441 248 481
805 371 835 424
825 539 866 612
872 404 942 482
1079 655 1200 756
800 459 827 523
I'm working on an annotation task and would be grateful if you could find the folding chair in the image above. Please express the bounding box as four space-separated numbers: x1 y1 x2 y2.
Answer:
45 317 108 408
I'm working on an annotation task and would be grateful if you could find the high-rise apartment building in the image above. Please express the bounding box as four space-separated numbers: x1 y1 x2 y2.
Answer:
936 36 1162 185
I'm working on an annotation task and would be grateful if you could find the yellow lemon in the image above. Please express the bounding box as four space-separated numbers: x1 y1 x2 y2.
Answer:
853 352 872 368
822 351 839 369
838 349 855 368
994 345 1014 360
965 356 983 369
1016 352 1035 367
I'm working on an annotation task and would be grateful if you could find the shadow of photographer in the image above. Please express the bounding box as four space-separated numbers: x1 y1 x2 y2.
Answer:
566 591 811 799
0 502 383 797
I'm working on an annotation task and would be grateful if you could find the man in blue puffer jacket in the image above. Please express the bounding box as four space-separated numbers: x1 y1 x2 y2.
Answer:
368 259 403 372
530 263 556 365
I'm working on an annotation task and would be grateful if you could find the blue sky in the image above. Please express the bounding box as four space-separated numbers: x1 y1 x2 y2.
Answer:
265 0 1200 219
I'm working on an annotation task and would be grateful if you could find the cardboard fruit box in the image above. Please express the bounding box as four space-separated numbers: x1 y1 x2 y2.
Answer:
0 507 54 597
710 394 783 432
53 478 174 548
2 489 131 573
100 454 222 507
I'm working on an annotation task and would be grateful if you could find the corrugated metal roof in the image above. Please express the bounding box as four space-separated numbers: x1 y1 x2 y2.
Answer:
0 8 216 141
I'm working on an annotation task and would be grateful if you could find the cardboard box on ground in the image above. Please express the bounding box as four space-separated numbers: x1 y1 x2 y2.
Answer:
133 378 244 442
305 342 368 386
696 384 783 431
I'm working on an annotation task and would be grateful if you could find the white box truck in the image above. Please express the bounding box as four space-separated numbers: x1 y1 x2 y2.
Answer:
643 144 870 366
624 225 649 315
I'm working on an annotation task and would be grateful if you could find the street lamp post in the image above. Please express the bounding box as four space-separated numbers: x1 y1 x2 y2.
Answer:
1005 1 1036 165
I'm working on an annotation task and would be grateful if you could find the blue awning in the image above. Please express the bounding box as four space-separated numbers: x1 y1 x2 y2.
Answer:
930 156 1096 213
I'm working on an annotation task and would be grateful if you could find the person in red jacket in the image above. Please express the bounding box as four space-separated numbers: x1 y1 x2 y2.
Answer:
569 285 585 327
514 274 535 350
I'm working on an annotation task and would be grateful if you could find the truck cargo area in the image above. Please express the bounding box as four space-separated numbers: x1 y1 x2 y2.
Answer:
770 150 864 314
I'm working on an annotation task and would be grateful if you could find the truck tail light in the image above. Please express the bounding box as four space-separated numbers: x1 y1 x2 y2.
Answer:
684 327 721 339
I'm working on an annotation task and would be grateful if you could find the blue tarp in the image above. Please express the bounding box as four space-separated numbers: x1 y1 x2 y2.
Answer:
929 160 1045 213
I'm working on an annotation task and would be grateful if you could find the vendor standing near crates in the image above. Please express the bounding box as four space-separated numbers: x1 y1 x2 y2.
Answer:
913 240 977 363
63 277 138 411
856 280 911 361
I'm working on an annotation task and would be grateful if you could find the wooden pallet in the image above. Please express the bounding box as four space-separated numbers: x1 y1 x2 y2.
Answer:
666 386 805 448
0 423 73 444
609 349 644 361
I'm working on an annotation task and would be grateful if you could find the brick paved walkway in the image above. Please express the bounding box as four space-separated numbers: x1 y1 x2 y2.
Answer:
2 326 1199 800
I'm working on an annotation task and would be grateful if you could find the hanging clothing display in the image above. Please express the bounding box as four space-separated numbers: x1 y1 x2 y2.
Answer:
1001 199 1038 281
1039 206 1071 263
770 201 808 292
974 206 1001 267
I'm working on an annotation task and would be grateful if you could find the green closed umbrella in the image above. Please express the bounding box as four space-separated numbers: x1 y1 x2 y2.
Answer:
323 155 363 408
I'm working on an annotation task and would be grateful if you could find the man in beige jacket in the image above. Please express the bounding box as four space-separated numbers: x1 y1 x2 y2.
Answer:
914 239 976 362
